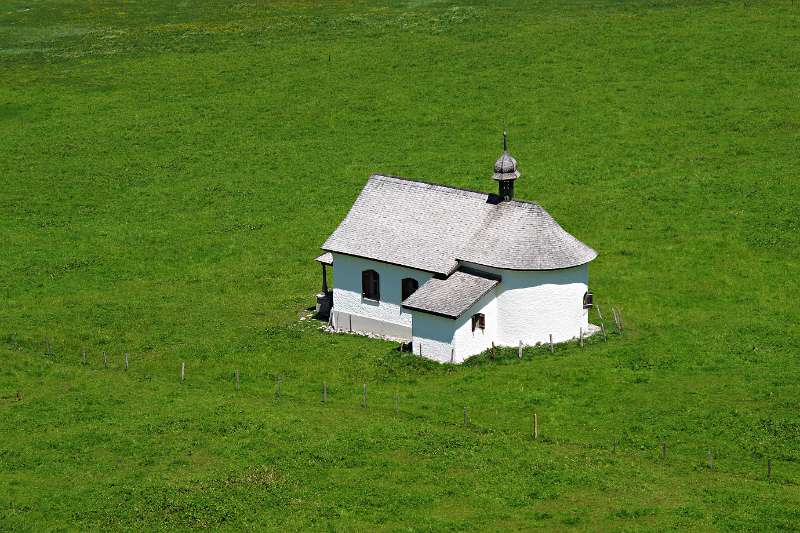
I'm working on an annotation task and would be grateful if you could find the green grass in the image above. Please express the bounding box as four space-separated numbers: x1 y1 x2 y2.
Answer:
2 0 800 530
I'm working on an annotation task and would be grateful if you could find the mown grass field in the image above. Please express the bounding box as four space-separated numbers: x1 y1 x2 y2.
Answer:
2 0 799 530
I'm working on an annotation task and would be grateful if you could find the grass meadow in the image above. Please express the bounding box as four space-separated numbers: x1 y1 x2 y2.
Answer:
2 0 799 530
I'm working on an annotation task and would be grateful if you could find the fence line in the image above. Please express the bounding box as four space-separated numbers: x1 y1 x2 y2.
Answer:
1 328 788 484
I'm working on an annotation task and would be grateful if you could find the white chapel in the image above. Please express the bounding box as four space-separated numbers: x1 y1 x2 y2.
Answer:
314 135 597 363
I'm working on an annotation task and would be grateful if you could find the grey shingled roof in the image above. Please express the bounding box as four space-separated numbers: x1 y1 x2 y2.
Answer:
321 174 597 275
401 270 499 318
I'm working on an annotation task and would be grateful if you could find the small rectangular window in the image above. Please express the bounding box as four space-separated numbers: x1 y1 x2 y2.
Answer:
471 313 485 332
583 292 593 309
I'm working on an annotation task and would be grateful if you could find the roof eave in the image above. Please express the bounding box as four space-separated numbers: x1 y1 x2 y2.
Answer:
399 305 459 319
456 249 598 272
491 171 520 181
321 249 449 276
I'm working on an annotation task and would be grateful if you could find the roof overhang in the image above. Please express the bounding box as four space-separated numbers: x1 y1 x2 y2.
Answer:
314 252 333 265
321 249 446 275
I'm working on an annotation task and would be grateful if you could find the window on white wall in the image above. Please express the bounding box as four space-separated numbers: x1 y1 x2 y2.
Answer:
361 269 380 301
471 313 485 332
401 278 419 301
583 291 593 309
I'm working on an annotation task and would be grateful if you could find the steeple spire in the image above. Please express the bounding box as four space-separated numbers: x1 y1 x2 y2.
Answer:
492 131 520 201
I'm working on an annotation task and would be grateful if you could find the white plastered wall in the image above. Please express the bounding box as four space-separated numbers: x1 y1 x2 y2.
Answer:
460 262 589 346
409 313 456 363
330 253 590 360
451 289 498 361
410 288 497 363
331 252 433 331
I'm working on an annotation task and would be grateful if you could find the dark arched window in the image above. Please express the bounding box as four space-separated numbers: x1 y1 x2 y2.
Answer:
583 291 593 309
362 269 380 301
401 277 419 301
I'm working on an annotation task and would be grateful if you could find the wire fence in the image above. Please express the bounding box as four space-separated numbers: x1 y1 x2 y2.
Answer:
2 317 794 487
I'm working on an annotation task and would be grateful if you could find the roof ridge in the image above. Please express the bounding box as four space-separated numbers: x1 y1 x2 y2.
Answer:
370 173 542 208
370 173 488 198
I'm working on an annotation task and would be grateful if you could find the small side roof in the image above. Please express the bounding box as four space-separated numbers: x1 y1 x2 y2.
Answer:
315 252 333 265
402 270 499 319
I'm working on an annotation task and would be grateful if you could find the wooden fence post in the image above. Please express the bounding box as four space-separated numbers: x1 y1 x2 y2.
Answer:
596 305 608 341
533 412 539 440
518 340 523 359
181 362 185 383
549 334 554 353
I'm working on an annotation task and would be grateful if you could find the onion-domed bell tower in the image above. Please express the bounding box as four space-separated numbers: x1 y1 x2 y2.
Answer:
492 131 520 202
